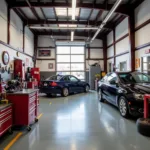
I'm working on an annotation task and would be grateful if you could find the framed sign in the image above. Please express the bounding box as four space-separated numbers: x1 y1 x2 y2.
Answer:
48 63 53 69
39 50 51 57
2 51 9 65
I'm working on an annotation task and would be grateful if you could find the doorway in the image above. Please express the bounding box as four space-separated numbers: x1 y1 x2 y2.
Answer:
142 56 150 74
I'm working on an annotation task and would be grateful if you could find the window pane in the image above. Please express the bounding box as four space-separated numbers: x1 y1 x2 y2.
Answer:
57 55 70 62
71 72 85 80
57 47 70 54
71 55 84 62
143 57 147 62
57 64 70 71
57 72 70 75
71 63 84 71
143 63 147 70
71 47 84 54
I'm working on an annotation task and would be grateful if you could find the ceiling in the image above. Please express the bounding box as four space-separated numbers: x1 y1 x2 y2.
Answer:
6 0 144 40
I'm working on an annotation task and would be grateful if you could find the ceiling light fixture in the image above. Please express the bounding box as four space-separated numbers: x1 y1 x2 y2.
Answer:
29 26 98 30
71 31 74 41
72 0 76 20
90 0 123 42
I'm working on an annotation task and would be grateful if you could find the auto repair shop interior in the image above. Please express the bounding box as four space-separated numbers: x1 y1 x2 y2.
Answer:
0 0 150 150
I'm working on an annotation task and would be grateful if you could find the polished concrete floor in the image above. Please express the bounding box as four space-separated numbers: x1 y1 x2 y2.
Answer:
0 91 150 150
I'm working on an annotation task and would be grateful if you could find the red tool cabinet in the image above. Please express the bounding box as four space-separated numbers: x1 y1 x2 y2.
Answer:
0 104 13 137
7 89 39 131
27 81 38 89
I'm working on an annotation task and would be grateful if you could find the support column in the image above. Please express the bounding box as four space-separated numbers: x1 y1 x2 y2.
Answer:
7 6 10 44
34 35 38 67
103 37 107 73
23 23 25 52
128 11 135 71
113 29 116 69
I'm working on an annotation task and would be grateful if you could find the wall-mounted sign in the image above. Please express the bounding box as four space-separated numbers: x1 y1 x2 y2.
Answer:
145 49 150 54
135 58 140 69
2 51 9 65
39 50 51 57
48 63 53 69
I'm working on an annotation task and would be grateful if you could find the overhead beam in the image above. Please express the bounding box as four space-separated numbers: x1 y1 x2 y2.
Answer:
26 20 113 29
10 2 130 15
35 31 103 39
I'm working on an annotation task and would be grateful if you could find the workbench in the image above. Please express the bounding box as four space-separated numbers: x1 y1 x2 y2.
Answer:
7 89 39 131
0 104 13 136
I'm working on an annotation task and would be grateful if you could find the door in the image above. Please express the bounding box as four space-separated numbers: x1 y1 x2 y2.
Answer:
69 76 79 92
107 73 118 105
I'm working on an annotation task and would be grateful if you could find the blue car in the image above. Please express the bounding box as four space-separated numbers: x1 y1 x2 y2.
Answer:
40 75 90 97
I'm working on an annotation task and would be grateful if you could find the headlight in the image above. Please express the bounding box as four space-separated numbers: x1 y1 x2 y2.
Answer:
133 93 144 100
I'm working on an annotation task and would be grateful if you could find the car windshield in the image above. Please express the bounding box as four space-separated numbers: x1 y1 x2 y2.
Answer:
46 75 63 81
118 72 150 84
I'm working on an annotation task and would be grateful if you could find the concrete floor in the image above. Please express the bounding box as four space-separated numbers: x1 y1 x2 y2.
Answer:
0 91 150 150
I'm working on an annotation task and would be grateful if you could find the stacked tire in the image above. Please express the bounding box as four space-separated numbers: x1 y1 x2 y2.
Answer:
136 118 150 136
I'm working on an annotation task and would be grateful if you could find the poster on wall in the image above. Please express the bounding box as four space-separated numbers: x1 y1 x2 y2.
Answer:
48 63 53 69
135 58 140 69
39 50 51 57
26 58 29 66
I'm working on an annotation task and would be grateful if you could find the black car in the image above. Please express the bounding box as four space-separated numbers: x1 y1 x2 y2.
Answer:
40 75 90 97
98 71 150 118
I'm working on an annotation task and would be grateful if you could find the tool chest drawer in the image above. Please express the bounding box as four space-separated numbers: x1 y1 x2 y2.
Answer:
0 107 12 122
0 105 12 137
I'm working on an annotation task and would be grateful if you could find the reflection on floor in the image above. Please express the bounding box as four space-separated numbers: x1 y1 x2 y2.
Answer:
0 91 150 150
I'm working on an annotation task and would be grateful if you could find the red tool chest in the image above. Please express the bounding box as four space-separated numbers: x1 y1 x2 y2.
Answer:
0 104 13 137
7 89 39 131
27 81 38 89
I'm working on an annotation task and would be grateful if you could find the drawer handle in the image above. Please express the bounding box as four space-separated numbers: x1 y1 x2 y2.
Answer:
1 106 12 112
0 115 12 125
0 110 12 119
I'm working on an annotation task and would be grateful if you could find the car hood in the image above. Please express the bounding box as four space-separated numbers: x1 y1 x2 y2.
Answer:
123 83 150 94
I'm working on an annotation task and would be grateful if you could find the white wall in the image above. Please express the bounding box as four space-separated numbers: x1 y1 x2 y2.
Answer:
116 37 129 55
0 0 34 56
0 0 7 43
107 31 113 46
107 46 114 58
0 0 34 81
107 58 114 72
135 0 150 71
115 17 128 40
106 17 130 72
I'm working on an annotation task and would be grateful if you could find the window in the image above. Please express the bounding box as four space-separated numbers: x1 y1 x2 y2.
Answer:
56 46 85 80
70 76 78 82
119 72 150 83
62 76 70 81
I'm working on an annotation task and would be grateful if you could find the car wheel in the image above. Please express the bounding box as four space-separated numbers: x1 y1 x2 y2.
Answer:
136 118 150 137
84 85 90 93
46 93 52 97
98 88 104 102
62 88 69 97
118 96 129 118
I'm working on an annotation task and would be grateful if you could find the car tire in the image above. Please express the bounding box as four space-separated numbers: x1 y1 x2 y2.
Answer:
62 88 69 97
136 118 150 136
98 88 104 102
118 96 129 118
84 85 90 93
46 93 52 97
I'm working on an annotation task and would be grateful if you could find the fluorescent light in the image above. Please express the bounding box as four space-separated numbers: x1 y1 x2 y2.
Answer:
90 0 123 42
71 31 74 41
103 0 122 23
72 0 76 20
29 26 98 30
